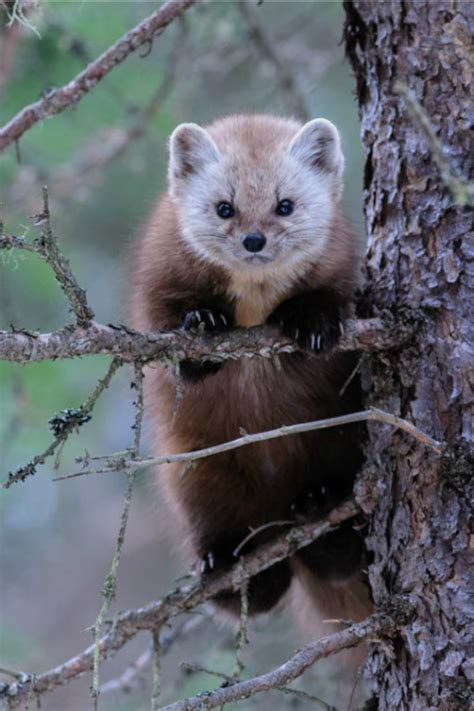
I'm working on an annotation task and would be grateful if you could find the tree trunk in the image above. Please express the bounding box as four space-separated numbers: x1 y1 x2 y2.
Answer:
343 2 473 709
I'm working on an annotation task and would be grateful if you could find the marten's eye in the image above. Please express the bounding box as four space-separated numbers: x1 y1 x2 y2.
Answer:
216 201 235 219
276 199 294 216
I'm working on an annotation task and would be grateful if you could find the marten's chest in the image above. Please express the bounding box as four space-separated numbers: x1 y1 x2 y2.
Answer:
228 272 294 327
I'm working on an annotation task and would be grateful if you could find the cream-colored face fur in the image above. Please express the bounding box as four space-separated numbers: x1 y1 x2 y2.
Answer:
168 115 344 277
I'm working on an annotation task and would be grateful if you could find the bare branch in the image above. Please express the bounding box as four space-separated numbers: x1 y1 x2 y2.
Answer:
6 16 190 206
151 628 161 711
158 611 394 711
0 0 197 151
99 615 206 696
38 186 95 325
1 200 423 492
0 316 412 365
91 466 138 709
178 664 336 710
233 571 249 679
233 520 295 558
0 499 359 708
0 233 40 254
59 407 444 483
1 192 95 326
130 362 145 457
4 357 121 488
100 642 153 697
91 363 144 706
0 211 415 363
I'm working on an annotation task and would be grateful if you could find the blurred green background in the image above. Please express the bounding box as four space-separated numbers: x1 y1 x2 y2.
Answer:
0 1 364 709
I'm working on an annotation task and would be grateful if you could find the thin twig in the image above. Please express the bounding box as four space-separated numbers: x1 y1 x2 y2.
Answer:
179 662 230 680
0 233 40 254
278 686 336 710
178 664 335 709
0 498 359 708
233 520 295 558
1 193 95 326
395 82 474 208
151 629 161 711
339 353 366 397
131 362 145 457
58 407 444 482
233 569 249 678
37 186 95 325
91 363 144 708
369 407 444 453
4 0 39 38
0 0 197 151
0 667 29 682
158 611 397 711
99 643 153 696
91 470 136 708
0 186 94 328
4 357 121 488
99 615 206 696
6 16 190 206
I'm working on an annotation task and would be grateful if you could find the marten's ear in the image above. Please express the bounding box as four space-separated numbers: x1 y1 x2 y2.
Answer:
289 119 344 176
169 123 220 191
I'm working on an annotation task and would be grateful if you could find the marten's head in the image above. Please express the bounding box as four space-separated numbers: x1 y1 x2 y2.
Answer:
168 114 344 273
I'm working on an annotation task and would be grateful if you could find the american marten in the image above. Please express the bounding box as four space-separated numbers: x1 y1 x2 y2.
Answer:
132 114 369 627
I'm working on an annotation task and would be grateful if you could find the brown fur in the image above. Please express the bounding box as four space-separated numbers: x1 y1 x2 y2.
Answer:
131 114 370 627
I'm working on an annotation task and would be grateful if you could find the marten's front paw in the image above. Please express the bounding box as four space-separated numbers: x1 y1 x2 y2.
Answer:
181 308 231 333
268 291 344 353
197 549 293 615
179 309 232 380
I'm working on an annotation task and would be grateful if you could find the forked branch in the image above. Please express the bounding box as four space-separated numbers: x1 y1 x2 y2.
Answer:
0 498 359 708
1 188 94 326
4 357 122 488
159 611 395 711
56 406 444 484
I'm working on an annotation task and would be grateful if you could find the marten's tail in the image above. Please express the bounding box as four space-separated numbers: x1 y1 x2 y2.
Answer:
290 560 372 706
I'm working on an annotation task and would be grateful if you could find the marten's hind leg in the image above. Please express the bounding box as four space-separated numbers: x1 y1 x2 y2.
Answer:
288 458 366 584
164 453 293 617
295 521 364 582
196 526 292 616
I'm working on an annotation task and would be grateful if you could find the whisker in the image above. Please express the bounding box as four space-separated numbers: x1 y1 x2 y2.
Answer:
193 232 229 240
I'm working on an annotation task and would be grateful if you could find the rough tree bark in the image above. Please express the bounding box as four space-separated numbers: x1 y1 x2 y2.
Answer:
344 2 473 710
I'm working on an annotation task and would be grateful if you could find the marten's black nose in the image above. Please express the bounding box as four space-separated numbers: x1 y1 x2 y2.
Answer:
243 231 266 253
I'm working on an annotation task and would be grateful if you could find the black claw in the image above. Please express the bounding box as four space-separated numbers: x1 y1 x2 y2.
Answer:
181 308 232 333
181 310 201 331
267 290 345 353
180 307 232 380
309 333 322 352
198 551 216 575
